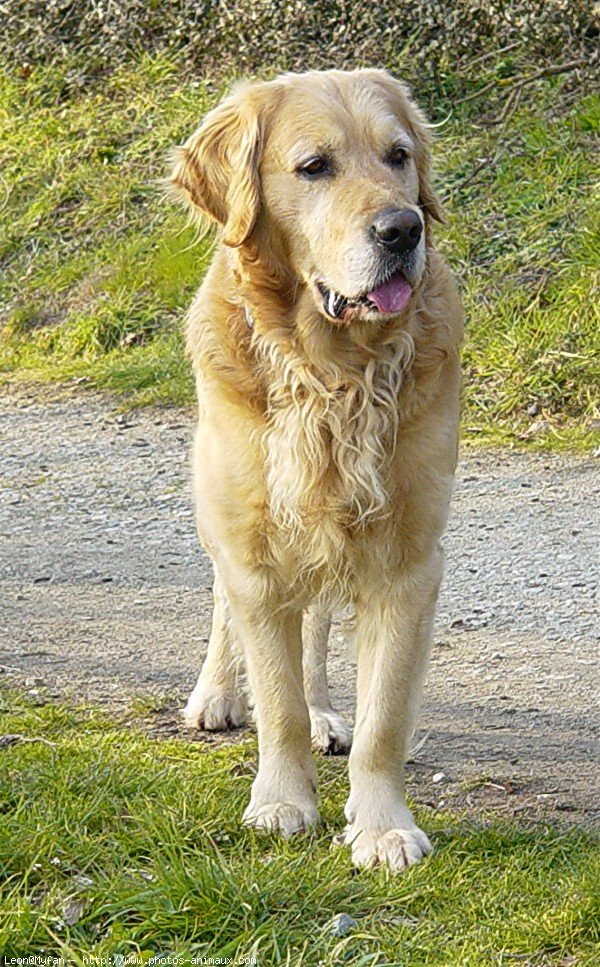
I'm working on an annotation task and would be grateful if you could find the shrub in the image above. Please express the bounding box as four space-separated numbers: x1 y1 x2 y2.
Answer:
2 1 597 101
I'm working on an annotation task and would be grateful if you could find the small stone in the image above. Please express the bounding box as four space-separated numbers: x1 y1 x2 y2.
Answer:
62 898 85 926
524 419 550 437
25 677 44 687
329 913 357 937
432 772 446 784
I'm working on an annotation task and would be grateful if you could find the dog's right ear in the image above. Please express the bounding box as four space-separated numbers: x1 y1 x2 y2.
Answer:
168 86 263 247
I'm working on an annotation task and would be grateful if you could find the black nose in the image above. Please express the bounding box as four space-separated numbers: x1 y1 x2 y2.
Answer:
372 208 422 254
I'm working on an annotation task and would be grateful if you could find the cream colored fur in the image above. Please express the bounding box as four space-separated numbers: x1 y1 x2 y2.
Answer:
171 69 463 871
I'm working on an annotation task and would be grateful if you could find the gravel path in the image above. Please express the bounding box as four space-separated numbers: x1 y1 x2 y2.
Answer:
1 385 598 826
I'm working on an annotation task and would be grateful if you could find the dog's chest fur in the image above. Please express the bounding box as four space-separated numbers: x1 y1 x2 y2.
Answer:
257 330 415 598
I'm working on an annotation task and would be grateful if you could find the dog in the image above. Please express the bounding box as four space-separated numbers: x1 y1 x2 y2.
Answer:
169 68 462 871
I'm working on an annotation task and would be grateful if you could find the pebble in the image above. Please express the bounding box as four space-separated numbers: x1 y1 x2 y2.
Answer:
62 898 85 926
329 913 357 937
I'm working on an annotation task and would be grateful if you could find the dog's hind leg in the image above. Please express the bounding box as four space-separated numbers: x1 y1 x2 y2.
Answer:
183 566 249 731
303 606 352 755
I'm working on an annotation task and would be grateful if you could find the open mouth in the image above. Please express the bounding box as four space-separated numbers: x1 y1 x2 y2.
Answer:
316 271 414 322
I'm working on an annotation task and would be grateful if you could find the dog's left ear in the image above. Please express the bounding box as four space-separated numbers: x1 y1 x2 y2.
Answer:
415 134 445 226
403 90 445 226
168 84 264 247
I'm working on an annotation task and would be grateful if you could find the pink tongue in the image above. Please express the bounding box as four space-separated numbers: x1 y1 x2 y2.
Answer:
367 273 412 314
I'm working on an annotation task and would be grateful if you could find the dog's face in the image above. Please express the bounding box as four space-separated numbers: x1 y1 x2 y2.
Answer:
170 69 443 325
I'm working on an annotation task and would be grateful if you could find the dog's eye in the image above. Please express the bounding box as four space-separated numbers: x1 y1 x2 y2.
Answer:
297 156 331 178
388 146 407 169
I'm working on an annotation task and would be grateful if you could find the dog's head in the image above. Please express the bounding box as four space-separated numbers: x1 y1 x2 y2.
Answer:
169 69 443 325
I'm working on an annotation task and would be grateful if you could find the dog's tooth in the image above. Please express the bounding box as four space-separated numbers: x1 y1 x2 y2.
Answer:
327 289 337 317
323 287 348 319
333 294 347 318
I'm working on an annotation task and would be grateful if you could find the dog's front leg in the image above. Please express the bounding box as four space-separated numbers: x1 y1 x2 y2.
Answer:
220 565 318 837
339 550 443 871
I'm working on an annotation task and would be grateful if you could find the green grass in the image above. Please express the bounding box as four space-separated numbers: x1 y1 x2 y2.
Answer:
0 55 599 445
0 57 207 406
1 690 598 965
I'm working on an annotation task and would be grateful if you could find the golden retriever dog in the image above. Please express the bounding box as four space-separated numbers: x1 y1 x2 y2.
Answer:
169 68 463 871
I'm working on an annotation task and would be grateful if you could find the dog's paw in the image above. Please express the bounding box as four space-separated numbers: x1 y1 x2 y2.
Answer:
243 800 319 838
243 761 319 837
335 823 432 871
183 685 249 731
309 706 352 755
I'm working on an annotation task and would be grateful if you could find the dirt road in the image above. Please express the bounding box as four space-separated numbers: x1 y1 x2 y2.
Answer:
1 386 598 825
